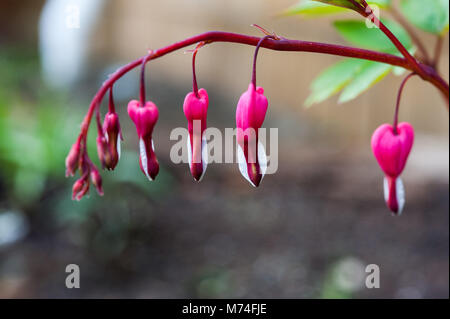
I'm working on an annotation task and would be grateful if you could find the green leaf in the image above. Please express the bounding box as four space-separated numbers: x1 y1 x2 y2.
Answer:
305 59 366 107
313 0 366 13
333 19 412 52
369 0 392 8
283 1 346 16
283 0 391 16
338 61 392 103
400 0 449 35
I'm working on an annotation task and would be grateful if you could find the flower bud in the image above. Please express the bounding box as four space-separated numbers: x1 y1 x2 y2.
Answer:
371 122 414 215
183 88 209 181
236 83 268 187
72 175 90 201
128 100 160 180
65 141 81 177
102 112 122 170
90 166 104 196
96 135 111 170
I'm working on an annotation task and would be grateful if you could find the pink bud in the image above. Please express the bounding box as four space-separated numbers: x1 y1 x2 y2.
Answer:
371 122 414 215
102 112 122 170
65 141 81 177
183 88 209 181
96 135 111 170
90 166 104 196
72 175 90 201
128 100 160 180
236 83 268 187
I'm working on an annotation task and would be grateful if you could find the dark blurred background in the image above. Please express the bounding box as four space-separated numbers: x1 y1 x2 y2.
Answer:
0 0 448 298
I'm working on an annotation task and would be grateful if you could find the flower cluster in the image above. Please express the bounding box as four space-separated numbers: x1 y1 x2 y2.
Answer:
66 87 122 201
65 34 420 216
65 39 273 202
65 137 104 201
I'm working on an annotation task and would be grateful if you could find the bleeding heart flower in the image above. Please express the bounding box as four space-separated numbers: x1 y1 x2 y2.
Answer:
371 122 414 215
236 82 268 187
128 100 160 180
183 88 209 181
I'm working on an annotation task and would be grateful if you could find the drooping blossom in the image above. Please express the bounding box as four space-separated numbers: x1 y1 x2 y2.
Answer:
236 83 268 187
183 88 209 181
371 122 414 215
128 100 160 180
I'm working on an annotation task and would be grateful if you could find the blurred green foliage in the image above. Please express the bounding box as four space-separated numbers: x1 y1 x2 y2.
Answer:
284 0 391 16
305 17 412 107
0 46 174 223
0 47 73 203
283 0 449 107
333 19 412 52
400 0 449 35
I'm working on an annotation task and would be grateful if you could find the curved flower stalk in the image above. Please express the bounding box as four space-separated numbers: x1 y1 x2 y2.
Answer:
183 43 209 181
65 9 448 204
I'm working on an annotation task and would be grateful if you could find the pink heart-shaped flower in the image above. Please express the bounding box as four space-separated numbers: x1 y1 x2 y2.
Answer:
371 122 414 178
236 83 268 133
127 100 159 138
127 100 160 181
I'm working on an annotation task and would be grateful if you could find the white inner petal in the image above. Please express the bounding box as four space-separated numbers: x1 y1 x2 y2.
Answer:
383 177 405 215
186 135 208 181
187 136 192 168
139 138 152 181
117 135 121 160
383 177 389 203
237 144 256 187
258 141 267 182
198 135 208 181
396 177 405 216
